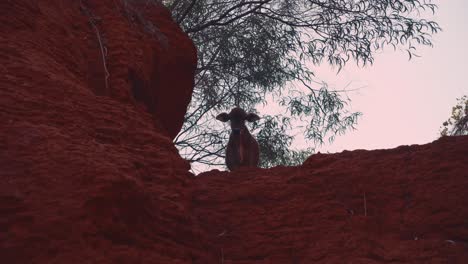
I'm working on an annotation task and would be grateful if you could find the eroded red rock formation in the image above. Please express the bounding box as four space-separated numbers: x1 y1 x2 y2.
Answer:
0 0 196 140
0 1 209 263
1 1 468 263
194 136 468 263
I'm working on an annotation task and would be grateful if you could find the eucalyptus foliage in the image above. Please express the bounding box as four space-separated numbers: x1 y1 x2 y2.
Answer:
163 0 440 170
440 95 468 137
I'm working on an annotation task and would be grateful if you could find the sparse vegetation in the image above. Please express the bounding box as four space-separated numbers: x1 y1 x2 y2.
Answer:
440 95 468 136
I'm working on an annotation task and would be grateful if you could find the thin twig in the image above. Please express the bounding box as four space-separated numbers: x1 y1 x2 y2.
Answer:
176 0 197 24
80 1 110 95
186 0 272 33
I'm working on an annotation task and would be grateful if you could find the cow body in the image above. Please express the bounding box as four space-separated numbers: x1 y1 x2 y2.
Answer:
216 108 260 171
225 125 259 170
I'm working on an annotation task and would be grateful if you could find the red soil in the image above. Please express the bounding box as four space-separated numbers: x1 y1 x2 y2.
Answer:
1 1 467 263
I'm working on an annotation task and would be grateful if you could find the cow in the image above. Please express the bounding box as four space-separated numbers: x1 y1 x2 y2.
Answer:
216 107 260 171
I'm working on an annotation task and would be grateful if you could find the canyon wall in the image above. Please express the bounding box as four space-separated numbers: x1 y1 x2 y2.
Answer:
0 1 212 263
193 136 468 263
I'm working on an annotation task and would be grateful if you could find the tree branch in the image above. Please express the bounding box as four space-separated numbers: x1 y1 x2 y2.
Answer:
176 0 197 23
186 0 272 33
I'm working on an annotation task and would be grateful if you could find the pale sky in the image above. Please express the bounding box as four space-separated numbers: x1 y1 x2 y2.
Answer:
309 0 468 153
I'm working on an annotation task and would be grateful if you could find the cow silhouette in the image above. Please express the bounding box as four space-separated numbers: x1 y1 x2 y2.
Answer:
216 107 260 171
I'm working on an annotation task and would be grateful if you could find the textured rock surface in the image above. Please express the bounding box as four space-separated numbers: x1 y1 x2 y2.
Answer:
0 0 196 140
0 1 207 263
193 136 468 263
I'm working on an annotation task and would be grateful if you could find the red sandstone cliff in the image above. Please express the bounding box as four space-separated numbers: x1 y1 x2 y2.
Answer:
194 136 468 263
1 1 468 264
0 1 208 263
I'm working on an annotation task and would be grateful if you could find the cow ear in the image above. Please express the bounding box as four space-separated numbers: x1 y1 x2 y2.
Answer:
246 113 260 122
216 113 230 122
